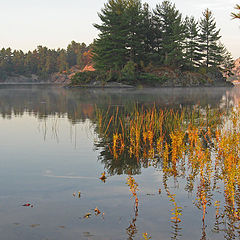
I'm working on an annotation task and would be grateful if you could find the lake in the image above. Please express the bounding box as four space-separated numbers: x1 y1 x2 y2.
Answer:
0 85 240 240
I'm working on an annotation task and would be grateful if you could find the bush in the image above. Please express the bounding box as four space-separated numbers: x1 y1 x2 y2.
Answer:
138 73 168 85
197 66 207 75
121 61 136 82
71 71 100 85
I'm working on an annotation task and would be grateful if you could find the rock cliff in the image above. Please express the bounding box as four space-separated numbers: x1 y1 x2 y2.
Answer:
229 58 240 84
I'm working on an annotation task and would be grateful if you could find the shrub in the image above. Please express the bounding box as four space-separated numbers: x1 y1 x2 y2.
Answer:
121 61 136 82
71 71 100 85
138 73 168 85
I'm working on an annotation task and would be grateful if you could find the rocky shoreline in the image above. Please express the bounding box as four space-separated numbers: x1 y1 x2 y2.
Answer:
1 68 234 88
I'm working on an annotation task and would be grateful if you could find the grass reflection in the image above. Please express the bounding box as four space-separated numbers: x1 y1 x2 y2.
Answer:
94 103 240 239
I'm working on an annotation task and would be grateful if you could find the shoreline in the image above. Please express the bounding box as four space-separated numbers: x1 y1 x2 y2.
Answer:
0 82 235 89
0 82 64 86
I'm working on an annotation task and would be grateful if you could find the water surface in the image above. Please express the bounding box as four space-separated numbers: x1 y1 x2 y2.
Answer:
0 86 239 240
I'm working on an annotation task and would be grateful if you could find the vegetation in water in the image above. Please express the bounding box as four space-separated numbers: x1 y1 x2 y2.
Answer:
93 101 240 239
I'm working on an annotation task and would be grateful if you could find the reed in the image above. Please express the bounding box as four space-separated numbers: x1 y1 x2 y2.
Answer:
94 103 240 235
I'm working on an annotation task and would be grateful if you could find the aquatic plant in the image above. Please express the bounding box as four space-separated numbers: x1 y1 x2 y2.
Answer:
94 102 240 238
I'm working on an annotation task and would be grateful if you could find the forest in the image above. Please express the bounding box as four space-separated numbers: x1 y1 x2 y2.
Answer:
0 41 91 81
0 0 236 86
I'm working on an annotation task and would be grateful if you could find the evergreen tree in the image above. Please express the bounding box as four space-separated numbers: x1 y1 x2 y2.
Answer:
231 4 240 19
141 3 155 65
199 9 222 69
93 0 148 73
12 50 25 74
218 42 235 76
24 50 38 74
184 16 202 68
93 0 129 71
57 50 69 72
124 0 146 65
0 48 13 74
153 1 186 67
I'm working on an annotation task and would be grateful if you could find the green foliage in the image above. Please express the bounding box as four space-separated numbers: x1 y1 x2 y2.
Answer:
138 73 168 85
184 16 202 68
93 0 151 74
197 66 207 75
199 9 222 69
92 0 233 86
71 71 101 85
0 41 89 80
121 60 136 82
0 0 234 86
153 1 186 67
218 43 235 77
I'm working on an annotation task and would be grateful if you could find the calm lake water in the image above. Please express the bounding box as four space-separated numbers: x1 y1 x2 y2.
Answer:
0 85 240 240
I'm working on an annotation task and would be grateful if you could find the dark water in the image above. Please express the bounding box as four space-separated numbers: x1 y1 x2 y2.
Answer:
0 86 239 240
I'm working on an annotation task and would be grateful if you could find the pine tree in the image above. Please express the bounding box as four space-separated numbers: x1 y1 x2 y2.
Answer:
141 3 154 65
57 50 69 72
124 0 146 65
218 43 235 77
231 4 240 19
12 50 25 74
93 0 148 73
153 1 186 67
184 16 202 68
199 9 222 69
93 0 129 71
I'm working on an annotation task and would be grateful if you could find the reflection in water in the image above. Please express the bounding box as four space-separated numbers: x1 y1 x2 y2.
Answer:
93 99 240 239
126 176 139 240
1 86 240 240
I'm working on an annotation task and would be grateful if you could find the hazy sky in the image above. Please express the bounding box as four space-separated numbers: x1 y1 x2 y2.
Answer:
0 0 240 58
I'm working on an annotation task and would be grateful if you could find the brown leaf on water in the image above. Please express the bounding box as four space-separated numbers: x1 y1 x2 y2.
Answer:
22 203 31 207
99 172 107 183
29 224 40 228
84 213 91 219
94 207 101 215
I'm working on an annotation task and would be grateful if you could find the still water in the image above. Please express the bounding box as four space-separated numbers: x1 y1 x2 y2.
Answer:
0 86 239 240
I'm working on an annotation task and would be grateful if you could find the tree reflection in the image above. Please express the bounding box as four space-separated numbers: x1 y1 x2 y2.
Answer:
1 86 240 239
93 102 240 240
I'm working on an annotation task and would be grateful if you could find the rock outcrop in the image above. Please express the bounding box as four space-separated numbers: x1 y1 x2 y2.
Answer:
229 58 240 84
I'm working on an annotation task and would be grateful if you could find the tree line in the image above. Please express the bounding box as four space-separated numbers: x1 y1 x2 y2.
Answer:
0 41 90 80
0 0 236 84
92 0 234 82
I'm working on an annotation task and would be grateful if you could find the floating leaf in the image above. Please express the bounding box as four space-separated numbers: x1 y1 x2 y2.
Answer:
99 172 107 183
22 203 31 207
94 207 101 215
84 213 91 219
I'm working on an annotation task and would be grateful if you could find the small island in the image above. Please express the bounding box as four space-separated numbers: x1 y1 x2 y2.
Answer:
0 0 236 87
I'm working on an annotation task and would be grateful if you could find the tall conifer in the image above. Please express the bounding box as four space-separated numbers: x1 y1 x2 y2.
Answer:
199 9 222 68
93 0 129 71
184 16 202 68
153 1 186 67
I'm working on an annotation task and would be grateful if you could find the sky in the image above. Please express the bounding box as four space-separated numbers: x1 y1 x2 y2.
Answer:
0 0 240 59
